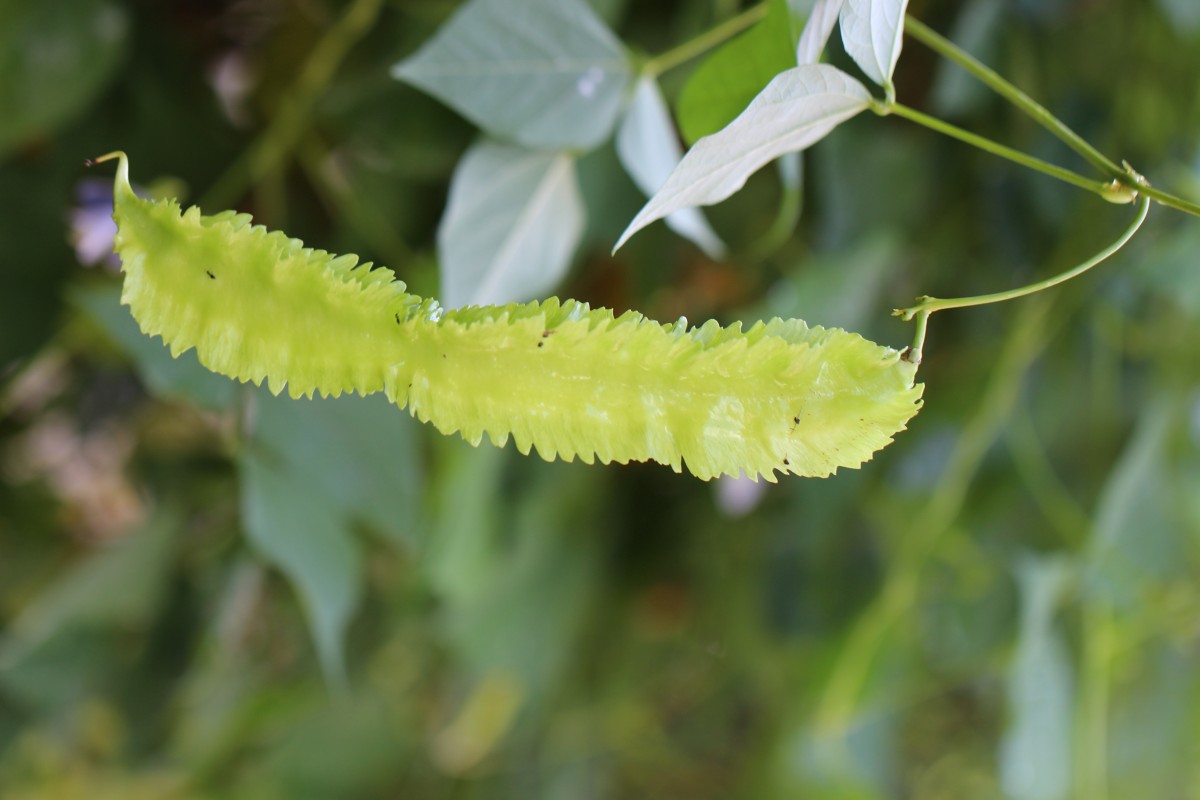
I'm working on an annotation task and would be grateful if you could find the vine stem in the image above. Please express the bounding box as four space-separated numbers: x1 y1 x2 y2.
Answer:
903 16 1124 180
877 102 1120 199
903 15 1200 219
895 195 1150 363
643 3 768 77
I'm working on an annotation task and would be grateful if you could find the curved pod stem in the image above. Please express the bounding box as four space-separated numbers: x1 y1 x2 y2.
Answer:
896 195 1151 363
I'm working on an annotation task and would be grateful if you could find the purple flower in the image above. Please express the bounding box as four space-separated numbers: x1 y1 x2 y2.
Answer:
69 177 120 269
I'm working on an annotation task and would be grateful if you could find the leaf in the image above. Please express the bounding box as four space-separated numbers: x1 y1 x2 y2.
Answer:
0 0 128 156
616 64 870 251
1158 0 1200 31
390 0 631 150
839 0 909 90
72 283 236 411
241 411 364 686
439 139 585 308
675 0 798 144
249 391 422 546
796 0 845 65
1084 399 1185 609
929 0 1005 116
615 76 725 258
998 554 1074 800
235 392 419 686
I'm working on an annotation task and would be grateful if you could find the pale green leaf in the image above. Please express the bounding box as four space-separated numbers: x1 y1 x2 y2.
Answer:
391 0 631 150
616 76 725 258
929 0 1004 116
1158 0 1200 31
839 0 909 89
241 414 364 687
249 391 422 546
439 139 584 308
796 0 844 65
999 554 1074 800
1085 399 1186 609
616 64 870 251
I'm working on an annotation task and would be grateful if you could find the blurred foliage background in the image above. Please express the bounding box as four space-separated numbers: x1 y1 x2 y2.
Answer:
3 0 1200 797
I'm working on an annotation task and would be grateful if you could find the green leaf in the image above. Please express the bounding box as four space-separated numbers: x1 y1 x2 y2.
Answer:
241 402 365 687
236 390 421 684
391 0 631 150
0 0 128 156
617 64 870 251
839 0 909 90
676 0 798 144
248 391 422 546
998 554 1074 800
929 0 1005 117
1084 399 1186 609
438 139 584 307
72 282 236 411
615 76 725 258
1158 0 1200 31
796 0 844 65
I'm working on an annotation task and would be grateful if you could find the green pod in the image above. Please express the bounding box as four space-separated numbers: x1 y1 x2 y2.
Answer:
101 151 923 480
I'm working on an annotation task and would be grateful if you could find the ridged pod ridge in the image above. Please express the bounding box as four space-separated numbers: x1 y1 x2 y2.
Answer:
101 151 923 480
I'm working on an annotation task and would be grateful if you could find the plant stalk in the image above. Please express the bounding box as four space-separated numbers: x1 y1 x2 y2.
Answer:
644 2 768 77
895 195 1150 324
881 102 1117 198
904 16 1125 180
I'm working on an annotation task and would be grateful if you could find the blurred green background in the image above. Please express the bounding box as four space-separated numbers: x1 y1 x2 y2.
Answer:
3 0 1200 797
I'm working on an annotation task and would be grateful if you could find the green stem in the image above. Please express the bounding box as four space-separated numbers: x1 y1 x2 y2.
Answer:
1136 182 1200 218
643 2 768 77
881 102 1117 198
201 0 384 209
904 16 1200 219
895 196 1150 320
902 310 929 366
904 16 1124 180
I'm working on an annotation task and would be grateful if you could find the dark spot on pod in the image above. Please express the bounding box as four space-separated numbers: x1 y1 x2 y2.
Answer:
541 330 554 337
782 457 790 466
395 313 401 324
793 416 800 425
537 342 544 348
206 270 216 280
442 354 447 359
